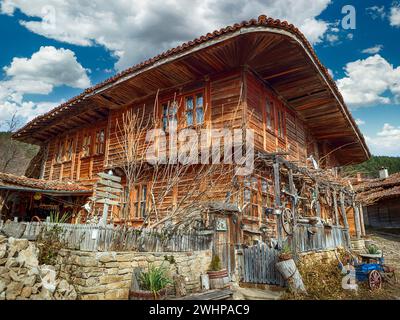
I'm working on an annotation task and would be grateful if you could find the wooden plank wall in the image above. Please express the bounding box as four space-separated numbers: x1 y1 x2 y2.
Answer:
364 198 400 228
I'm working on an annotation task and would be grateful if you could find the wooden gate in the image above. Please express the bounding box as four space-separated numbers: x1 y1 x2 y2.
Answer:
239 243 285 286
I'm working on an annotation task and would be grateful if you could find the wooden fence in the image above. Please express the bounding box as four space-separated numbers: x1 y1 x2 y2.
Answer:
0 221 213 253
238 243 285 286
294 224 349 252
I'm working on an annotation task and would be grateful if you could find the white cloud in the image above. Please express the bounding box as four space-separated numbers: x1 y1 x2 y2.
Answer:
336 54 400 107
3 46 90 95
390 4 400 27
326 34 339 44
366 123 400 156
346 33 354 40
0 46 89 130
355 118 365 125
361 45 383 54
366 6 386 20
0 0 333 70
327 68 334 78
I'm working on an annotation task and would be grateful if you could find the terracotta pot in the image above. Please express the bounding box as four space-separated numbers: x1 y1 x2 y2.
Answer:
278 253 293 262
129 288 167 300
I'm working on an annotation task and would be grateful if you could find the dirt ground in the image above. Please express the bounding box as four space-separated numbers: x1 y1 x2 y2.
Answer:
367 230 400 299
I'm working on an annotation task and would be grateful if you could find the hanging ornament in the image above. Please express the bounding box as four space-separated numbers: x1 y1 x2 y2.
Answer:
33 193 42 201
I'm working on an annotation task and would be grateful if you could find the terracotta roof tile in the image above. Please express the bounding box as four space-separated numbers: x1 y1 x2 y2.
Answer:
0 172 90 193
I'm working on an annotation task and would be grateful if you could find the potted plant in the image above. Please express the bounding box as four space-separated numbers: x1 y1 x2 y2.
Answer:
207 255 229 289
129 263 172 300
278 242 293 261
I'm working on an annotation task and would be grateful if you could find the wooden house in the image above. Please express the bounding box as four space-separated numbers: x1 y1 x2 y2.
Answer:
12 16 370 267
356 173 400 229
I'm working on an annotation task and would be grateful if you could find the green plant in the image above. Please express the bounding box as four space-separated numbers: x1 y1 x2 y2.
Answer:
208 255 222 271
49 210 71 224
281 242 292 255
37 224 66 265
139 263 172 298
367 244 379 254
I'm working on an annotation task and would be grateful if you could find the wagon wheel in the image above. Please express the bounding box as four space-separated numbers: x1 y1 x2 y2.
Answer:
281 207 294 235
368 270 382 290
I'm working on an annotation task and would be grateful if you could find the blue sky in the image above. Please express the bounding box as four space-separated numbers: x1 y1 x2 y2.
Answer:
0 0 399 157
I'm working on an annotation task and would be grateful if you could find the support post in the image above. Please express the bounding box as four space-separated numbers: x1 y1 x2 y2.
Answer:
273 159 282 249
333 190 340 227
288 168 297 258
353 201 361 239
314 183 321 219
358 203 366 237
340 191 351 247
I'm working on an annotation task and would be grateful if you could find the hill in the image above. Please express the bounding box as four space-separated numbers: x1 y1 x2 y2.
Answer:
0 132 39 176
342 156 400 179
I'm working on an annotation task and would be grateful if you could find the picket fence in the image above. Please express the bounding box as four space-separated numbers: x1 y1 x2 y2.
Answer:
239 243 285 286
294 224 349 252
0 221 213 253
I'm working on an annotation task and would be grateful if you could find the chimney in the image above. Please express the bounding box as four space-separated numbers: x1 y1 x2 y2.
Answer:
379 167 389 179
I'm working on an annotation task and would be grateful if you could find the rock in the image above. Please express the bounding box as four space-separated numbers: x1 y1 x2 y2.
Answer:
9 270 22 282
0 235 7 244
22 275 37 287
16 243 39 268
38 288 53 300
0 243 6 259
8 238 29 257
0 291 5 300
5 258 19 268
6 281 23 300
0 281 6 293
40 265 57 293
31 283 42 295
20 286 32 298
0 258 7 265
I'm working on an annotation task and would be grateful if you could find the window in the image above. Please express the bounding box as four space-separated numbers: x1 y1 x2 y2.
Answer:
243 177 259 218
261 179 272 220
132 184 148 219
81 134 91 158
95 129 105 154
65 138 74 162
56 140 64 164
265 98 275 132
277 107 285 139
185 93 204 126
161 101 178 131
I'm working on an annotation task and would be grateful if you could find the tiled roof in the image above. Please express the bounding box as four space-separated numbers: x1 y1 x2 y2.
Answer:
13 14 368 157
355 173 400 204
0 172 91 193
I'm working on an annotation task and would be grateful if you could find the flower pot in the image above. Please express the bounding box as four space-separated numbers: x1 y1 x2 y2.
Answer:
207 269 230 289
129 288 167 300
278 253 293 262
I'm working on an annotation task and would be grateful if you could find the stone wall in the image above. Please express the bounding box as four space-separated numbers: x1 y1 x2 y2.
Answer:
56 249 212 300
0 235 77 300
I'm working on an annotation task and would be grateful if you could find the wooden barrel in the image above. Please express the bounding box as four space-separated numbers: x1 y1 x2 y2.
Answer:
207 269 230 290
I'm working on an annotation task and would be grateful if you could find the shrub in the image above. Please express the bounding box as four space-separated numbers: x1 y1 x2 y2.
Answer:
367 244 379 255
139 263 172 298
208 255 222 271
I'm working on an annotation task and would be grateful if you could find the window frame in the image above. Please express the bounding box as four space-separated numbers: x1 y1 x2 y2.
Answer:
81 132 92 159
131 183 149 220
94 128 105 155
159 88 206 130
265 96 275 134
64 137 74 162
243 176 259 219
276 103 286 140
183 91 205 127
